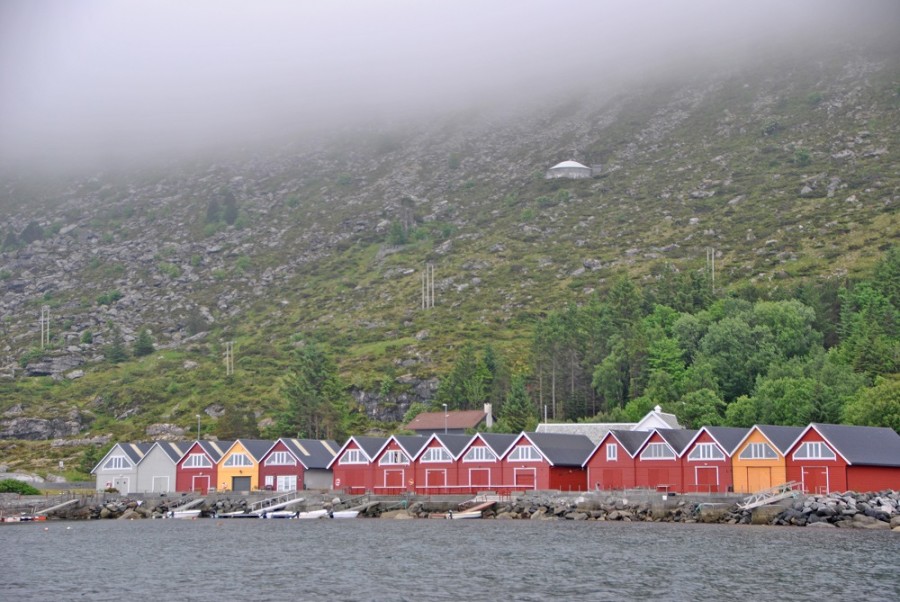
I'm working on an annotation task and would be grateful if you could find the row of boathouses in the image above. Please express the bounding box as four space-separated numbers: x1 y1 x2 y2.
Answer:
92 421 900 496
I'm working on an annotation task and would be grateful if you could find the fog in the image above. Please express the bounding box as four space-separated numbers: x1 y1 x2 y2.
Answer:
0 0 896 172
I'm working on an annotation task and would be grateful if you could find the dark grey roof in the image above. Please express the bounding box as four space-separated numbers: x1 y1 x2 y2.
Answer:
757 425 805 454
394 435 429 458
812 423 900 467
119 442 154 463
655 429 699 455
432 433 475 458
702 427 751 455
236 439 275 462
199 440 234 462
524 432 596 466
280 438 339 470
479 433 519 456
353 436 389 460
609 430 653 456
153 441 191 463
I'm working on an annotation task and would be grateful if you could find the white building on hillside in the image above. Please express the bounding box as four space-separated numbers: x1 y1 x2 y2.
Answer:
536 405 681 444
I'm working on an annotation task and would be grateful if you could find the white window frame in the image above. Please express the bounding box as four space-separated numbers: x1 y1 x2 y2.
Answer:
223 453 253 467
507 445 542 462
183 453 212 468
276 474 297 492
793 442 836 460
606 443 618 462
103 455 132 470
739 442 778 460
379 450 410 465
339 449 367 464
688 443 725 461
640 443 676 460
420 447 452 463
463 446 497 462
265 451 297 466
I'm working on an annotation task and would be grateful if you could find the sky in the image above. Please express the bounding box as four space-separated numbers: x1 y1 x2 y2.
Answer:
0 0 896 171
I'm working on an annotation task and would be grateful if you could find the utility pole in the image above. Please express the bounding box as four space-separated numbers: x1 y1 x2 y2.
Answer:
40 305 50 349
224 341 234 376
442 403 448 434
421 263 435 309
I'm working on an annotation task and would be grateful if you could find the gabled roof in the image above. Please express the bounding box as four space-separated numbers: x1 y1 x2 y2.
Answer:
536 422 637 444
474 433 519 457
392 435 429 459
143 441 192 464
755 425 805 454
513 432 595 467
582 429 652 467
692 426 751 456
326 436 388 469
633 406 682 431
276 438 340 470
654 429 699 456
222 439 273 462
417 433 474 460
91 442 153 473
801 424 900 467
405 410 490 432
197 440 234 462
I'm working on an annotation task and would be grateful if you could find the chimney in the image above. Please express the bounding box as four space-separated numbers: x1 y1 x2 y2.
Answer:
484 403 493 429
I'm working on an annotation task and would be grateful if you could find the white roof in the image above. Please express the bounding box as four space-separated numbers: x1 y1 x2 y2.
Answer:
549 160 589 170
537 406 681 445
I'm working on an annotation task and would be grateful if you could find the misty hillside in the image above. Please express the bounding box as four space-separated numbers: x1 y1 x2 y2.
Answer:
1 38 898 474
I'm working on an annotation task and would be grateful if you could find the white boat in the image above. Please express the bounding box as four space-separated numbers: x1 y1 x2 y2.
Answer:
447 510 481 519
331 510 359 519
263 510 298 519
295 509 330 519
168 509 201 519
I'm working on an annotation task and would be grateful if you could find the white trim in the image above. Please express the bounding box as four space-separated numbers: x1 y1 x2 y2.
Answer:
151 475 169 492
463 445 498 463
191 474 210 493
687 443 725 461
382 468 405 489
801 466 830 495
507 445 542 462
606 443 618 461
112 476 130 493
379 450 410 465
693 465 719 492
640 442 676 460
792 441 836 461
425 469 447 489
339 448 367 465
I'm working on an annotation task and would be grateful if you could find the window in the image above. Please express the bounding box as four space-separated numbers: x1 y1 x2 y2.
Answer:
183 453 212 468
606 443 618 461
224 453 252 467
688 443 725 461
793 442 836 460
420 448 452 463
463 446 497 462
739 442 778 460
508 445 541 461
640 443 675 460
339 449 366 464
379 450 409 465
103 455 131 470
266 451 297 466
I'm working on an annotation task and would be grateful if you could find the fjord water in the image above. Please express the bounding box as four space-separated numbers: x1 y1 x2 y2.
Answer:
3 520 898 601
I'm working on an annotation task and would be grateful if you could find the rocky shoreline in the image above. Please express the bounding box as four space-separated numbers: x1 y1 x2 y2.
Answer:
16 490 898 531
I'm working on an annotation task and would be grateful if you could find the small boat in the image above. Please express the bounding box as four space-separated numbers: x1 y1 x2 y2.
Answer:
167 509 201 519
295 509 330 519
446 510 482 520
331 510 359 519
1 514 47 523
263 510 298 519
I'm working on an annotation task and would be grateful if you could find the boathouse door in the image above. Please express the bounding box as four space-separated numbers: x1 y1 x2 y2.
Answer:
113 476 129 493
469 468 490 491
695 467 718 493
192 475 210 494
152 476 169 493
602 468 623 490
801 466 828 494
232 476 251 492
514 468 536 490
747 467 772 492
426 469 446 493
384 469 404 492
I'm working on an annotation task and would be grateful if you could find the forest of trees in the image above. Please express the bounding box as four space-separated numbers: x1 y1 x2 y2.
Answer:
275 247 899 438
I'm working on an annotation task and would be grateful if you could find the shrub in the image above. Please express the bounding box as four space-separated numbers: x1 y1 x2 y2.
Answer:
0 479 41 495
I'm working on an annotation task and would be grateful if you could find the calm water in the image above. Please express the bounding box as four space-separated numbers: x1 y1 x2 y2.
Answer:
2 519 898 601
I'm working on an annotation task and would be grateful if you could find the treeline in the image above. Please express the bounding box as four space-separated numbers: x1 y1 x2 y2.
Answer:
435 247 900 433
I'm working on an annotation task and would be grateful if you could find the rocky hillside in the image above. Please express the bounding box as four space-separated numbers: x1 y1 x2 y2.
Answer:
1 38 898 471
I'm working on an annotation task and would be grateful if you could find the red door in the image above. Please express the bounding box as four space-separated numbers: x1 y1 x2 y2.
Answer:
802 466 828 494
602 468 623 490
384 469 404 492
192 475 210 494
515 468 536 490
426 469 446 493
695 467 718 493
469 468 490 490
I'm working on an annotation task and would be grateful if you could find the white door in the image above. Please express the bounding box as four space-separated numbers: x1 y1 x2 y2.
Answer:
277 475 297 491
113 476 129 493
152 476 169 492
